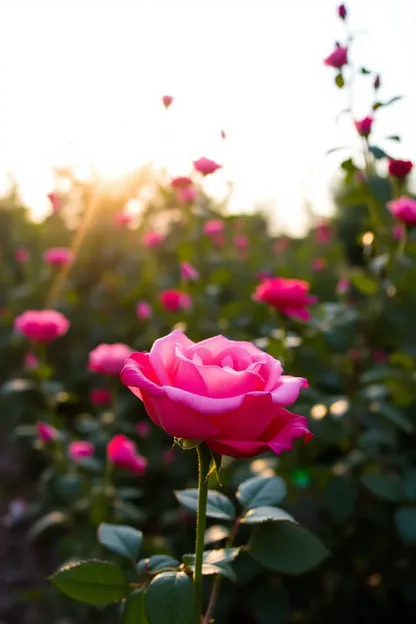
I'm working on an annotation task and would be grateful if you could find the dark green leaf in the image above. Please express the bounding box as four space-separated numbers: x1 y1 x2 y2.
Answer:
377 403 414 433
335 73 345 88
145 571 195 624
360 66 371 74
368 145 389 160
385 135 401 142
136 555 180 576
123 589 148 624
366 174 393 204
248 522 329 575
395 507 416 543
174 489 235 520
236 476 287 509
340 158 358 173
98 524 143 561
403 469 416 502
241 506 295 525
50 560 129 605
361 473 404 502
324 477 357 523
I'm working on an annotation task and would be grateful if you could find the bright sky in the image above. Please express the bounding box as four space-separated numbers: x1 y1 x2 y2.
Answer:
0 0 415 234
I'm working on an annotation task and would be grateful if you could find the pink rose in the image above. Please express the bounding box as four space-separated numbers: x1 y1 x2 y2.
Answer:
162 95 174 109
15 248 30 263
387 196 416 225
14 310 70 343
324 46 348 69
114 211 134 226
388 159 413 179
193 157 222 176
234 235 248 249
393 224 404 240
160 290 192 312
107 434 147 474
354 116 373 138
171 176 193 189
312 258 326 272
315 221 333 244
89 343 132 376
89 388 112 406
37 422 57 443
180 262 199 281
120 330 311 459
136 421 151 438
177 187 197 203
204 220 224 236
136 301 152 320
338 4 347 19
43 247 74 266
69 441 94 461
253 277 316 321
336 279 350 295
47 192 61 214
24 352 39 369
142 231 163 248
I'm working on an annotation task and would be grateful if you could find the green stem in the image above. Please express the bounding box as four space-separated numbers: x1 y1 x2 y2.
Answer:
193 444 211 623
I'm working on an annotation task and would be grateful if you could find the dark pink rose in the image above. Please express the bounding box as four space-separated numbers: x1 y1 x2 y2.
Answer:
177 187 197 203
89 343 132 376
193 157 222 176
338 4 347 19
324 46 348 69
69 441 94 461
315 221 333 244
160 290 192 312
180 262 199 281
89 388 112 406
43 247 74 266
15 248 29 263
14 310 70 343
136 301 152 320
336 279 350 295
387 196 416 225
107 434 147 475
234 235 248 249
354 116 373 137
162 95 174 109
37 422 57 443
120 330 311 459
393 224 404 240
388 159 413 179
24 352 39 370
253 277 316 321
204 220 224 236
171 176 193 189
142 231 163 248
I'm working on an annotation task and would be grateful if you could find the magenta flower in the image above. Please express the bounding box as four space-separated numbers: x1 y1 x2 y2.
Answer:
180 262 199 281
107 434 147 475
388 159 413 180
15 248 30 263
162 95 174 109
324 46 348 69
253 277 317 321
89 388 112 407
142 231 163 248
193 157 222 176
43 247 74 266
354 116 373 137
37 422 58 443
89 343 132 376
136 301 152 320
387 196 416 225
160 289 192 312
68 441 94 461
14 310 70 343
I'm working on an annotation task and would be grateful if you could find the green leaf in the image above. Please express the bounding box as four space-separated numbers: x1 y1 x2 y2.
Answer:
237 475 287 509
50 560 129 605
361 473 404 502
377 403 414 433
350 271 378 295
145 571 195 624
98 523 143 561
324 477 357 523
28 511 69 541
360 66 371 74
385 135 401 142
248 522 329 575
366 174 393 204
335 73 344 88
241 506 295 525
395 507 416 543
368 145 389 160
326 146 347 155
174 489 235 520
403 469 416 502
183 548 241 581
372 96 403 111
204 525 230 545
340 158 358 173
123 589 148 624
136 555 180 576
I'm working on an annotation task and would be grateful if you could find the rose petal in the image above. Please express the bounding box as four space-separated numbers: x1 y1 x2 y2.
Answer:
120 353 165 399
149 330 194 384
270 375 308 405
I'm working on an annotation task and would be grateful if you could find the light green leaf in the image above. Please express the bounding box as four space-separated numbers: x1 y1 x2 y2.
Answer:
236 476 287 510
50 560 129 605
98 523 143 561
174 489 235 520
241 506 295 525
145 571 195 624
136 555 180 576
123 589 148 624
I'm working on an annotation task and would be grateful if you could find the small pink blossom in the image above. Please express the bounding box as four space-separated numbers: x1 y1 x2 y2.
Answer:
14 310 70 343
47 193 61 214
315 221 333 244
136 421 151 439
69 441 94 461
204 220 224 236
393 224 404 240
273 237 289 254
234 234 249 249
180 262 199 281
312 258 326 272
142 231 163 248
24 352 39 370
163 449 176 465
324 46 348 69
387 196 416 226
171 176 193 189
373 350 388 363
254 277 317 322
89 388 112 407
89 343 132 376
114 211 134 226
338 4 347 19
177 186 197 203
15 248 29 263
354 116 373 138
107 434 147 475
193 157 222 176
162 95 174 109
136 301 152 320
37 422 57 443
336 279 350 295
43 247 74 266
160 290 192 312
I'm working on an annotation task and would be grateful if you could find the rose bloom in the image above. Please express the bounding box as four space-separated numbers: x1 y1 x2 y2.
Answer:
180 262 199 281
354 116 373 137
120 330 311 459
177 187 197 203
47 192 61 214
336 279 350 295
14 310 70 342
43 247 74 266
393 224 404 240
162 94 174 108
160 290 192 312
315 221 333 244
312 258 326 272
114 211 134 226
142 231 163 248
37 422 57 443
89 343 132 376
24 352 39 369
15 248 30 263
253 277 316 321
136 301 152 320
324 46 348 69
107 434 147 475
388 159 413 179
171 176 193 189
387 196 416 225
204 220 224 236
338 4 347 19
193 157 222 176
69 441 94 461
89 388 112 406
234 235 248 249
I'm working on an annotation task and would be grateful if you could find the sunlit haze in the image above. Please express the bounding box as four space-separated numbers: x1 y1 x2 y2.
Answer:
0 0 415 234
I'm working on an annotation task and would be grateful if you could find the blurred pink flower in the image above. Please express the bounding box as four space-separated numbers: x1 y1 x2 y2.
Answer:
204 220 224 236
388 159 413 179
234 234 249 249
373 350 388 363
163 449 176 465
15 248 30 263
69 441 94 461
180 262 199 281
89 343 132 376
47 192 61 214
89 388 112 406
193 157 222 176
14 310 70 342
324 46 348 68
273 237 289 254
338 4 347 19
37 422 57 443
43 247 74 266
171 176 193 189
162 95 174 108
24 352 39 369
136 301 152 320
177 186 197 203
114 211 134 226
336 279 350 295
160 289 192 312
387 196 416 225
315 221 333 244
142 231 163 248
393 224 404 240
107 434 147 475
136 421 151 439
312 258 326 272
253 277 316 321
354 116 373 137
